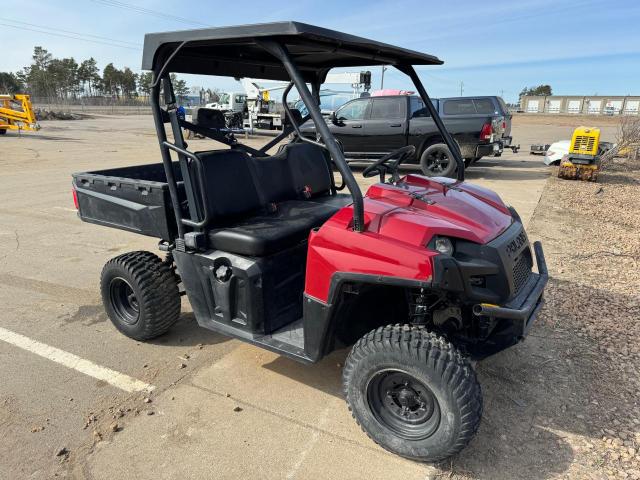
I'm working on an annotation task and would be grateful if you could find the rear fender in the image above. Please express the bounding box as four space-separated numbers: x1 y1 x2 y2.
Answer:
418 135 444 155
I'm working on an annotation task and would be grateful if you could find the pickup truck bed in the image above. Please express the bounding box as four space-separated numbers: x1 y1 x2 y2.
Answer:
72 163 184 241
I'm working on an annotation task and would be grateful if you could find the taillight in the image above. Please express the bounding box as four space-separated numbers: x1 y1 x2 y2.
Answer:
72 189 79 209
502 120 506 129
480 123 492 141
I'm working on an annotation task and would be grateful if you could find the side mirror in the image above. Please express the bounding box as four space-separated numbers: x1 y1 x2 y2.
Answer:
330 111 339 125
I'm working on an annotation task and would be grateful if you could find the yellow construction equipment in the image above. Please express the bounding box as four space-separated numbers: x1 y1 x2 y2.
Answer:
0 94 40 135
558 126 601 181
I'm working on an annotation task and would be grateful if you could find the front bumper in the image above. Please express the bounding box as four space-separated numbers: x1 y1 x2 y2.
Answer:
472 241 547 337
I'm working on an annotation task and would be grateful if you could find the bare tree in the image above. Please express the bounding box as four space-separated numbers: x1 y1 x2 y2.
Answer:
600 116 640 169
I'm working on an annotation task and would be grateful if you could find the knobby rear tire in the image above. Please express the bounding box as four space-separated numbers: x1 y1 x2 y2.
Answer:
100 251 180 340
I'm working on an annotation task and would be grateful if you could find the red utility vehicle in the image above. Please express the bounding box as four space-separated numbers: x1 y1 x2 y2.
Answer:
72 22 547 462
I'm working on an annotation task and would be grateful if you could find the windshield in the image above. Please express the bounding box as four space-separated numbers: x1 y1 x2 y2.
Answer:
218 93 230 104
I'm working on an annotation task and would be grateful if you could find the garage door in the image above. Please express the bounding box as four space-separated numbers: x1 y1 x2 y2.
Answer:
606 101 623 114
624 100 639 115
567 100 581 114
527 100 539 113
547 100 561 113
587 100 601 114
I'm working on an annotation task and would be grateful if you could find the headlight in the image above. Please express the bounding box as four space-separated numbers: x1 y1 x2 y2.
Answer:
434 237 454 256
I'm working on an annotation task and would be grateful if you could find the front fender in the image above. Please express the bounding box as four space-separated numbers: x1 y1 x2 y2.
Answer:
304 225 435 303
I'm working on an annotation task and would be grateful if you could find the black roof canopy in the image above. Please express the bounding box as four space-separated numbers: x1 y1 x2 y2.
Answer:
142 21 443 82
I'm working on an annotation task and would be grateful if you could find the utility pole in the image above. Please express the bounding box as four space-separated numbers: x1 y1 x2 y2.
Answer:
380 65 388 89
500 89 504 98
459 81 464 96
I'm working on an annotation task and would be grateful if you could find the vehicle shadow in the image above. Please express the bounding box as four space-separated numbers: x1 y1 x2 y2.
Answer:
344 160 550 184
464 167 550 182
472 156 549 168
599 172 640 186
261 277 637 479
597 157 640 186
23 134 81 142
149 312 231 348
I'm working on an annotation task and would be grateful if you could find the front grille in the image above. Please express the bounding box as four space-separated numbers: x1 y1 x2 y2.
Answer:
512 253 532 295
452 221 534 303
573 135 595 153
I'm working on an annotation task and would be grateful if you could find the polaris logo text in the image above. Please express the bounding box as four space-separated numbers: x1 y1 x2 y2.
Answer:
506 231 527 256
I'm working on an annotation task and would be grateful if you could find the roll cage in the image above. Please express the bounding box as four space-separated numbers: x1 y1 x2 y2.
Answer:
144 21 465 241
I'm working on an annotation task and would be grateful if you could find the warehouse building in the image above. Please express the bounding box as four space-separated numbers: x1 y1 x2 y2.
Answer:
520 95 640 115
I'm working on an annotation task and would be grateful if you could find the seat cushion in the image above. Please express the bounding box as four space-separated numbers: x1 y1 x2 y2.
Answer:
207 200 339 256
309 193 352 210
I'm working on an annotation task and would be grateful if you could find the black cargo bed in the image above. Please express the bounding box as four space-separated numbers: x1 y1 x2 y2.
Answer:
72 162 184 241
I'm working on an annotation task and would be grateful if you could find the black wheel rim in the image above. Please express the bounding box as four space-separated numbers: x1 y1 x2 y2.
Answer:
109 277 140 325
425 150 450 174
367 369 441 440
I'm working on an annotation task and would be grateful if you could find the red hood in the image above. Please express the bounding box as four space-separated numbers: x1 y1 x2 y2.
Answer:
330 175 513 246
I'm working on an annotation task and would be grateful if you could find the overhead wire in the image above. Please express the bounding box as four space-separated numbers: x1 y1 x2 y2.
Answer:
0 17 140 47
0 20 141 50
89 0 209 27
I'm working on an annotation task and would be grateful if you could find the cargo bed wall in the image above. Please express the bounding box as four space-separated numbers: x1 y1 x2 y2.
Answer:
72 162 184 240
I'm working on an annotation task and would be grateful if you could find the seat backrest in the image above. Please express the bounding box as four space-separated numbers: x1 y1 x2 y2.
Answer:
284 143 333 197
283 108 303 127
193 143 334 225
195 150 262 221
194 107 226 129
251 153 297 202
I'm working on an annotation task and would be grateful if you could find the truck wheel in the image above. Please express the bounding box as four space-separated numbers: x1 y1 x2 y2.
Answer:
100 251 180 340
419 144 457 178
0 129 6 135
343 325 482 462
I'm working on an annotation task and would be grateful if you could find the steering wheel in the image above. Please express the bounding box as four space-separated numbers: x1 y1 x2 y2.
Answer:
362 145 416 183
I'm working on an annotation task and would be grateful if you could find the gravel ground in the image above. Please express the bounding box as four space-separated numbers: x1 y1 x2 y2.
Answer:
439 157 640 479
530 158 640 479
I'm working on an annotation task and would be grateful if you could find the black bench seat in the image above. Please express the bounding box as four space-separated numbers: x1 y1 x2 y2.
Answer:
192 143 351 257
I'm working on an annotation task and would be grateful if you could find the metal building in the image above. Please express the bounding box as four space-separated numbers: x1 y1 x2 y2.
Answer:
520 95 640 115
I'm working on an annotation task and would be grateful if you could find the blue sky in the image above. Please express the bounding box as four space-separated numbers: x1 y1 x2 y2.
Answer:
1 0 639 103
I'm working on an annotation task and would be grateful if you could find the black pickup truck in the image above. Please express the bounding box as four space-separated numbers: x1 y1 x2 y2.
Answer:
300 94 505 177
